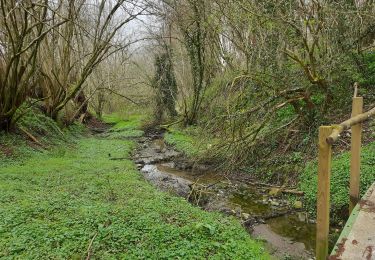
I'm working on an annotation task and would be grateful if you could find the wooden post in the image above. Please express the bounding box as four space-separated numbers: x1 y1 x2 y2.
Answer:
349 97 363 214
316 126 333 260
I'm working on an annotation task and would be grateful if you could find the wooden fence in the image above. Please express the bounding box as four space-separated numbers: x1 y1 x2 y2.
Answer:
316 84 375 260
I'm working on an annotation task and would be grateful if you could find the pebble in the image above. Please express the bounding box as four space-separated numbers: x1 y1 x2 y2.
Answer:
269 188 282 196
293 200 303 209
242 213 250 219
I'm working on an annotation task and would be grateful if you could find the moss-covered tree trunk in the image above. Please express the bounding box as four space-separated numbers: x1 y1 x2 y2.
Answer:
152 45 178 121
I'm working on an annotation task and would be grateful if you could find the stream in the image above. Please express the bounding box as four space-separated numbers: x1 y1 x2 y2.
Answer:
133 130 316 259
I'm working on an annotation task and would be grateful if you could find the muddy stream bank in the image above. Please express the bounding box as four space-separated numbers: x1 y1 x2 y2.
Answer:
133 129 316 259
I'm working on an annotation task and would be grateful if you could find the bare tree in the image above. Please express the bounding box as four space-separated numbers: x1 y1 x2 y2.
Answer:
39 0 147 120
0 0 65 130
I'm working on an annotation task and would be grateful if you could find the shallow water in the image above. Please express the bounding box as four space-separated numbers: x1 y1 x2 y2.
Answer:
138 137 317 258
155 162 316 253
268 214 316 251
157 163 225 184
229 189 274 216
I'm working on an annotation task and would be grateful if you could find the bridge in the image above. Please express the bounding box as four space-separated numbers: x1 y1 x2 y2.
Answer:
315 83 375 260
330 183 375 259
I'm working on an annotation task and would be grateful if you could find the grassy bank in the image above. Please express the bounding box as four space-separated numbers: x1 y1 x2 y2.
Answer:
164 127 201 157
0 115 269 259
300 140 375 221
0 109 85 167
164 126 219 159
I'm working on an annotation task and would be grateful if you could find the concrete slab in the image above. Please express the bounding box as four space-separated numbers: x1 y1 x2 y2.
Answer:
330 183 375 260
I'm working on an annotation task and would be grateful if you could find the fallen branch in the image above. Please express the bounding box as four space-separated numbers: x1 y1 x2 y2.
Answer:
97 88 140 105
281 189 304 196
262 209 295 220
19 127 44 147
244 180 304 195
327 106 375 144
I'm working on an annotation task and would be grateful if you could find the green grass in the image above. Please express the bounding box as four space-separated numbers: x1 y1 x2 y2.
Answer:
102 113 145 138
164 126 216 158
0 120 269 259
300 141 375 221
0 109 85 167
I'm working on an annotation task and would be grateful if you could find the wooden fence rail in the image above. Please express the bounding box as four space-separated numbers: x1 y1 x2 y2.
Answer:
316 84 375 260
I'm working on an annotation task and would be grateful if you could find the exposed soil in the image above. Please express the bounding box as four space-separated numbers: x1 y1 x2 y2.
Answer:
0 144 14 157
85 116 112 133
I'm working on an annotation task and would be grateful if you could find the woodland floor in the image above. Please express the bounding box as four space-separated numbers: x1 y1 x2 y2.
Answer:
0 117 269 259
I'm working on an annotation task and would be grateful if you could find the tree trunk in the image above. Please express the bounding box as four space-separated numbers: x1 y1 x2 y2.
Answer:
96 92 105 119
0 116 12 132
74 91 88 119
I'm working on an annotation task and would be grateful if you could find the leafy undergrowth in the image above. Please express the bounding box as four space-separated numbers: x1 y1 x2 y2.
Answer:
0 120 269 259
102 113 145 138
300 141 375 222
0 108 85 166
164 126 217 158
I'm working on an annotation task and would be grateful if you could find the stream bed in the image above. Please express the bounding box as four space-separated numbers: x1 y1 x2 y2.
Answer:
133 131 317 259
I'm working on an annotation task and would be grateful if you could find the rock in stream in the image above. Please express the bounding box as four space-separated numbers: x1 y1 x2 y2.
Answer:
141 164 192 197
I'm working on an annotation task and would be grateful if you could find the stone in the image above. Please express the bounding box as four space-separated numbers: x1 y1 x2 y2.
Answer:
268 188 282 196
293 200 303 209
242 213 251 219
297 212 306 222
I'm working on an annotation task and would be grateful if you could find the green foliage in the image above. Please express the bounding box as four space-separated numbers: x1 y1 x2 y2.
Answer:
165 130 198 157
276 104 296 123
101 113 125 124
0 108 85 166
0 121 269 259
0 133 36 166
102 114 145 138
300 142 375 220
164 126 216 158
103 114 144 129
17 108 61 136
357 51 375 87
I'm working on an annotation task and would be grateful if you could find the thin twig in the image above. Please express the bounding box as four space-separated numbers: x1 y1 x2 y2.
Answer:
86 233 97 260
